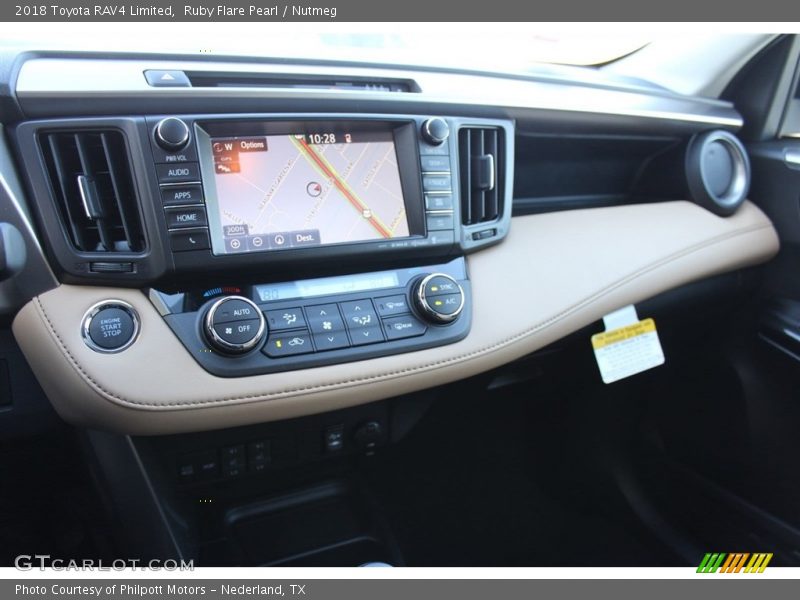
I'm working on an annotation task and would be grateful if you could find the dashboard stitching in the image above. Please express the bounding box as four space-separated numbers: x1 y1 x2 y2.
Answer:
32 221 774 410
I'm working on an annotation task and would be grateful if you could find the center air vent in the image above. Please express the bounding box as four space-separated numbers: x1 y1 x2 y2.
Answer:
40 130 145 253
186 72 418 93
458 127 503 225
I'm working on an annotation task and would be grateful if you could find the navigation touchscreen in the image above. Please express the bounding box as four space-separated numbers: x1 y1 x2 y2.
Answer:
203 129 410 255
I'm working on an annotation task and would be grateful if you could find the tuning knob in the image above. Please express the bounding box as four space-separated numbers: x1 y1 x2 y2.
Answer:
154 117 190 151
204 296 266 354
412 273 464 324
421 118 450 146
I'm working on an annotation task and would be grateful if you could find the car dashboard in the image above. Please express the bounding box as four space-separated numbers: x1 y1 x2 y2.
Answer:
0 52 779 438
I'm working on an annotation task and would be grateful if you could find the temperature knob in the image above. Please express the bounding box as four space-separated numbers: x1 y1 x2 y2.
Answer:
204 296 266 355
412 273 464 324
154 117 190 151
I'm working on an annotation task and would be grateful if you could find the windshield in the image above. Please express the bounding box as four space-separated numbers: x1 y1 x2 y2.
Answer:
0 23 649 69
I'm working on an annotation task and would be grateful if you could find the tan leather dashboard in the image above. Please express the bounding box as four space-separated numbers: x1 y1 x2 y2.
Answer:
12 200 779 435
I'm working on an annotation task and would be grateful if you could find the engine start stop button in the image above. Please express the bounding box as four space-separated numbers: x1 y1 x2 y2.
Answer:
82 301 140 353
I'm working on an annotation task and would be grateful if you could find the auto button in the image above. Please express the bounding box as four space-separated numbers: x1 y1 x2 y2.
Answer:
211 298 259 324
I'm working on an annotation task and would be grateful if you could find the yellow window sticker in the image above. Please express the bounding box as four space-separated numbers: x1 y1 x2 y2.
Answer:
591 305 665 384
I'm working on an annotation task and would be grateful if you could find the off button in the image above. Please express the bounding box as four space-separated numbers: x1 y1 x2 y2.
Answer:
212 319 262 346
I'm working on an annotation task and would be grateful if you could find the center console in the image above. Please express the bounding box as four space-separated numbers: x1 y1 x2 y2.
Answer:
13 112 513 375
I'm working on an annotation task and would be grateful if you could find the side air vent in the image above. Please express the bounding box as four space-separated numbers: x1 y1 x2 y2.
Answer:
459 127 503 225
40 130 145 253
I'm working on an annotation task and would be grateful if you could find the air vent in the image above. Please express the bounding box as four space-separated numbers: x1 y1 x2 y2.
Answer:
186 72 418 93
459 127 503 225
40 130 145 253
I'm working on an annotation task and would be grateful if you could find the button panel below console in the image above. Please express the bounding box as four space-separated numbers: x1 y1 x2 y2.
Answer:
172 405 390 485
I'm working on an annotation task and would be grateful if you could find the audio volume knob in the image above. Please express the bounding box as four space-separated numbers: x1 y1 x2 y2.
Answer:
204 296 266 355
421 118 450 146
412 273 465 324
154 117 190 151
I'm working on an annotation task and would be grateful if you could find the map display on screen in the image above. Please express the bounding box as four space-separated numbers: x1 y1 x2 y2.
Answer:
205 130 409 254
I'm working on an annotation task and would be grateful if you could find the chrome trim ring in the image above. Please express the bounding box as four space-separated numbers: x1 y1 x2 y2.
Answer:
707 135 749 210
414 273 465 324
204 295 266 354
81 300 140 354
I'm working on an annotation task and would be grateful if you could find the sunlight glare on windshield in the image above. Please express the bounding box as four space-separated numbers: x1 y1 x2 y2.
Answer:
0 23 650 68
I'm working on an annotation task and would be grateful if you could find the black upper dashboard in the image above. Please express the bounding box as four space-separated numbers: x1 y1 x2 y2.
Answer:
0 50 747 307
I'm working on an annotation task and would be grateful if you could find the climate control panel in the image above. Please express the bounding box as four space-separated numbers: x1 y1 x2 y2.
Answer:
157 259 471 377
